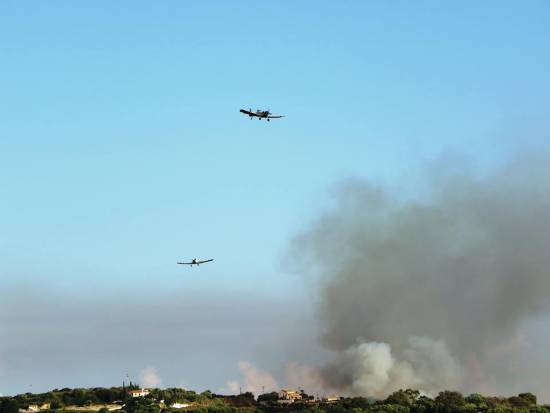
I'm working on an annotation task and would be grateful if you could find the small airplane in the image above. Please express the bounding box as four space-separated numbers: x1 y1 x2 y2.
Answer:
177 258 214 266
240 108 285 121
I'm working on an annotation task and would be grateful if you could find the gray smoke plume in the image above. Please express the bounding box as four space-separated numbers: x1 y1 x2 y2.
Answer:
291 153 550 398
319 336 461 398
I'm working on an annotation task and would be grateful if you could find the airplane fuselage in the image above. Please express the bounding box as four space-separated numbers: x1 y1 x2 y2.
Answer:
239 109 284 121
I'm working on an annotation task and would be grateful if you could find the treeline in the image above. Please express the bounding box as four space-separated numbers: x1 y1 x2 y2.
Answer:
252 390 550 413
0 387 211 413
1 387 549 413
1 386 134 410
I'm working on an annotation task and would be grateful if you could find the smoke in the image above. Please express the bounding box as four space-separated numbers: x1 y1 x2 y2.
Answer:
284 337 460 398
285 362 326 397
223 361 278 395
140 367 162 388
291 153 550 398
0 287 310 396
320 337 461 398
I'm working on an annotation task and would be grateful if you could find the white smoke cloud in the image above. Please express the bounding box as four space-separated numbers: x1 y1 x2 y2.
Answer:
140 366 162 388
402 336 462 393
224 361 278 395
321 337 460 398
342 341 411 397
223 380 241 394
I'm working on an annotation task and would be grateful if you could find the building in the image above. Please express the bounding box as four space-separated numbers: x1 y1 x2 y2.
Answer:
278 390 302 403
19 405 41 413
129 389 150 398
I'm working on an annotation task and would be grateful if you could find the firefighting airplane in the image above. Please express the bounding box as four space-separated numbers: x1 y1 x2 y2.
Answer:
240 108 285 121
177 258 214 266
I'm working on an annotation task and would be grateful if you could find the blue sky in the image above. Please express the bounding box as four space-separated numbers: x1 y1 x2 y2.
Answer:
1 0 550 396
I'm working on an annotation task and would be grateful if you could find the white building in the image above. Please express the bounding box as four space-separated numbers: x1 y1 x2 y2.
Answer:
278 390 302 403
129 389 150 398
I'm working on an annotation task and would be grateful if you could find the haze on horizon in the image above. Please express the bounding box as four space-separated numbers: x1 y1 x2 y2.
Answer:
1 0 550 402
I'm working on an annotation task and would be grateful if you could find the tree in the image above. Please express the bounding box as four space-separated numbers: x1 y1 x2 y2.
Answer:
257 392 278 403
487 407 510 413
125 397 160 413
300 390 314 401
465 394 486 406
508 394 536 408
347 397 372 410
485 397 508 409
461 403 478 413
1 399 20 413
435 391 465 413
527 407 547 413
385 390 419 407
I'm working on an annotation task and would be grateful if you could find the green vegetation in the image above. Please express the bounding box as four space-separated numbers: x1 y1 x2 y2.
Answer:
0 387 548 413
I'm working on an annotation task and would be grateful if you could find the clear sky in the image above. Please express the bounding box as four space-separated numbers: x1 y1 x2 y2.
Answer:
1 0 550 397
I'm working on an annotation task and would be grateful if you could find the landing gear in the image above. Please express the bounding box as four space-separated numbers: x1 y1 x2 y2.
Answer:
267 119 270 122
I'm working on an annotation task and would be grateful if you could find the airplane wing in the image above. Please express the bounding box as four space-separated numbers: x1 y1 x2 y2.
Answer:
177 262 193 265
196 259 214 264
267 115 285 118
240 109 258 116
